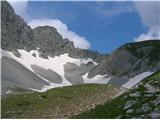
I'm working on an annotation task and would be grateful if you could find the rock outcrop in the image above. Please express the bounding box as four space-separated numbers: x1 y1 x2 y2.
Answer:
88 40 160 78
1 1 35 53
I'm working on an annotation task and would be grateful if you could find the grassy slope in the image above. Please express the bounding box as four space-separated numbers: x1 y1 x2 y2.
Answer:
73 72 160 119
1 84 119 118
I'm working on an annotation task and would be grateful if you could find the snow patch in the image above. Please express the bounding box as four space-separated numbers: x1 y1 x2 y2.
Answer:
80 58 98 66
6 90 12 95
122 71 153 89
1 49 98 92
83 73 111 84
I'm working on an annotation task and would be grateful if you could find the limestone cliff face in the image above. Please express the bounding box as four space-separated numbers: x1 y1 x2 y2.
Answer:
1 1 35 52
88 40 160 78
33 26 107 61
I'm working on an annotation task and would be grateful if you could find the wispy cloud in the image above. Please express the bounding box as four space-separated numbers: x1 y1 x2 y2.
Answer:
88 2 134 18
134 27 160 42
134 1 160 41
83 2 135 30
7 0 29 20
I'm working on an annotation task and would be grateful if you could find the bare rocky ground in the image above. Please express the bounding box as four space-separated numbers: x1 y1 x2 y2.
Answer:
73 72 160 119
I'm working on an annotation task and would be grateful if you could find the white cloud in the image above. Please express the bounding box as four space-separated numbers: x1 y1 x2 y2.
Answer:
28 19 91 49
134 1 160 41
7 0 29 20
134 1 160 29
134 27 160 42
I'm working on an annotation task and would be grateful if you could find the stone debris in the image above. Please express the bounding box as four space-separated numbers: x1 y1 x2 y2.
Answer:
129 92 141 97
124 100 136 110
126 109 134 114
140 103 151 112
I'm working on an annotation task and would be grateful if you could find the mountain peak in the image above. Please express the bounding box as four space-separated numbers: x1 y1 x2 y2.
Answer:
1 1 34 52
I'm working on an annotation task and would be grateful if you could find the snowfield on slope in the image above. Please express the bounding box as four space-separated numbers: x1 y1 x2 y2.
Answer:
1 49 98 92
122 71 153 89
1 49 154 92
83 73 111 84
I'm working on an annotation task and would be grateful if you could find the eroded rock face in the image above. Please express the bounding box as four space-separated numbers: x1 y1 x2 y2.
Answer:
88 49 137 78
1 1 35 52
33 26 108 61
64 62 85 84
64 62 95 84
88 40 160 78
33 26 75 58
31 65 63 84
1 57 49 91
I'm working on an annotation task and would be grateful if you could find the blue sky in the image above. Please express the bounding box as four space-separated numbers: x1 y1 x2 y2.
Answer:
9 1 159 54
